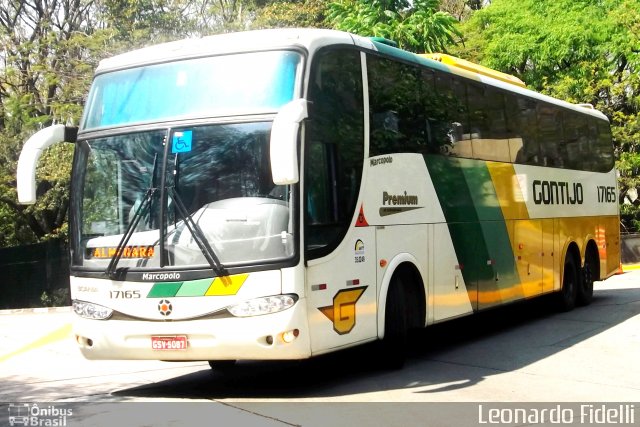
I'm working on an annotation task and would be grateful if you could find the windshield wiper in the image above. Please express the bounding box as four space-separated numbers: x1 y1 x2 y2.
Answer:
168 186 226 276
106 187 157 279
106 129 224 279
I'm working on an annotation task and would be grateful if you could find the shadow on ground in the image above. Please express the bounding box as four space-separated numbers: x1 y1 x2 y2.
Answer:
110 285 640 400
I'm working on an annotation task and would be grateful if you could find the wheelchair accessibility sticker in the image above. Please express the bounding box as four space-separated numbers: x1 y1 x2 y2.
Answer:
172 130 193 153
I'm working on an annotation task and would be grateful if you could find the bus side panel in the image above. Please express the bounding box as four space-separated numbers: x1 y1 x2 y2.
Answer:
363 153 474 323
512 219 544 297
427 156 524 310
542 218 556 293
375 224 429 318
490 162 619 290
431 223 474 322
604 215 621 278
306 226 378 355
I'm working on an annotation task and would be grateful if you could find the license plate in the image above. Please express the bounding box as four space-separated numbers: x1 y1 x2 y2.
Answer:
151 335 188 350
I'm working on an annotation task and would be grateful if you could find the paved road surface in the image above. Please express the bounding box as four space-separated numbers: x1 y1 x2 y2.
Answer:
2 269 640 426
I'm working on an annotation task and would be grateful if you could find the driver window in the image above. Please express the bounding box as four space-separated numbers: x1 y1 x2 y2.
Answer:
305 48 364 258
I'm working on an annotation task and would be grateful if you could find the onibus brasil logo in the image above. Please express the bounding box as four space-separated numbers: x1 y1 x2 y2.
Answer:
7 403 72 426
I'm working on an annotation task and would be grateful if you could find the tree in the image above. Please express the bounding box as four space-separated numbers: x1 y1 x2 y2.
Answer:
453 0 640 231
439 0 486 22
0 0 101 246
328 0 462 53
253 0 329 29
0 0 204 247
97 0 193 42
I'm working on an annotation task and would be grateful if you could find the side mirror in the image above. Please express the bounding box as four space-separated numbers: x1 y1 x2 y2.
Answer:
17 125 78 204
270 99 307 185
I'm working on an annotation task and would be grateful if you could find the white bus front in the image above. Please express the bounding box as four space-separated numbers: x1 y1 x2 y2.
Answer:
21 47 311 362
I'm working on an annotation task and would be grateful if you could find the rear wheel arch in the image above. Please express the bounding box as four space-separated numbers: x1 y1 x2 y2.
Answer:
584 239 601 279
577 239 600 306
377 259 426 370
556 242 581 311
377 255 426 340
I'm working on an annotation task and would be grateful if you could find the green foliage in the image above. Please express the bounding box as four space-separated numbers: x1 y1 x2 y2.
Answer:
328 0 462 52
0 1 98 247
0 1 225 249
454 0 640 231
0 0 204 248
40 288 71 307
2 0 639 248
439 0 484 21
253 0 330 29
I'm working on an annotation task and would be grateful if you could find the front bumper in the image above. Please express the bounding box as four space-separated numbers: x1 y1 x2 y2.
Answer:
73 298 311 361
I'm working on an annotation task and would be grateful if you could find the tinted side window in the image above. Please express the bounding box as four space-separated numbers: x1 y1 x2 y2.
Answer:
437 74 471 157
503 94 524 163
305 49 364 257
549 110 613 172
468 84 510 162
368 55 423 156
421 70 463 155
508 96 539 165
562 112 588 170
595 121 615 172
538 103 563 167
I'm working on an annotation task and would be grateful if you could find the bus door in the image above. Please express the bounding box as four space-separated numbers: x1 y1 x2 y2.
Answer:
304 140 377 353
303 47 377 354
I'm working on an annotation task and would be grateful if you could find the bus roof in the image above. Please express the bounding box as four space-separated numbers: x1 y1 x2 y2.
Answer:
96 29 608 122
96 29 365 73
420 53 527 88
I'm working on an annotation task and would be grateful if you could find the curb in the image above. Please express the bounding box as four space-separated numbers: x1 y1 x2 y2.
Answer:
0 306 71 315
621 263 640 272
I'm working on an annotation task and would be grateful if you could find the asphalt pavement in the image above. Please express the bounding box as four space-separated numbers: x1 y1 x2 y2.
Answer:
2 268 640 426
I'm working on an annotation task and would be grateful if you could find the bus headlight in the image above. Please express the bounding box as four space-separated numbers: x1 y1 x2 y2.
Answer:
227 294 298 317
73 300 113 320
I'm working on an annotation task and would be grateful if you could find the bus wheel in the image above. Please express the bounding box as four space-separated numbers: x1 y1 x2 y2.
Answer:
577 251 597 306
208 360 237 373
380 277 407 370
556 254 578 311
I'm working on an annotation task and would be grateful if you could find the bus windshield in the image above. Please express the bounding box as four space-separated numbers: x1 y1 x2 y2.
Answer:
72 122 295 271
82 50 302 130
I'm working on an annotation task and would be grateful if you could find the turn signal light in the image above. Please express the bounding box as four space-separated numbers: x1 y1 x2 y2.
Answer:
281 329 299 343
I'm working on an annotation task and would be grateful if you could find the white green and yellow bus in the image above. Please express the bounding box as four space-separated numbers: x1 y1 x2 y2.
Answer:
17 29 620 368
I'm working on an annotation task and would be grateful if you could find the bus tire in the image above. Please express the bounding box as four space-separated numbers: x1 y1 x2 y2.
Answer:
578 250 597 306
556 253 578 312
380 276 408 370
208 360 237 373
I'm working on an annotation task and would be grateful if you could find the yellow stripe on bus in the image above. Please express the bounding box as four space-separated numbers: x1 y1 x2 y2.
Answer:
205 273 249 296
486 162 529 221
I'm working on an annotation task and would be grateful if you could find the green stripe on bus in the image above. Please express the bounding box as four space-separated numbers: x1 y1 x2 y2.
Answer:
371 41 449 73
175 278 212 297
459 159 520 296
425 155 487 302
147 282 183 298
424 155 520 308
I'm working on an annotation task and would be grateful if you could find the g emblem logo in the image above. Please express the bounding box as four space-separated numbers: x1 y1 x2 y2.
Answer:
319 287 367 335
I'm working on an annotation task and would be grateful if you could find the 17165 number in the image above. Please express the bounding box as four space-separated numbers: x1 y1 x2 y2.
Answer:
110 290 141 299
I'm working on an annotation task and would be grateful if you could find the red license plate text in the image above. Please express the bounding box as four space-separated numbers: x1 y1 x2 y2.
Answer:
151 335 188 350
